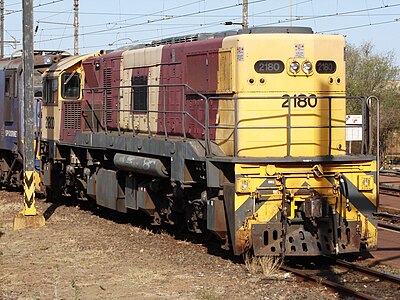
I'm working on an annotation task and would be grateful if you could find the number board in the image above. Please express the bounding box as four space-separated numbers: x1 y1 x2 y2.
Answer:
316 61 337 74
254 60 284 74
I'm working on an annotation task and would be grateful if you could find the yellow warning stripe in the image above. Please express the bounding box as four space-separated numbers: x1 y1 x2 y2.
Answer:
23 170 37 216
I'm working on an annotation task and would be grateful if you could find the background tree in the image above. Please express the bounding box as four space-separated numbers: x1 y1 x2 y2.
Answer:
345 42 400 161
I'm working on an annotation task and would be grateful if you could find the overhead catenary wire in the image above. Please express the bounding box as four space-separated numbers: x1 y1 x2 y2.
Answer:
4 0 65 16
3 1 400 56
34 1 400 46
34 0 270 44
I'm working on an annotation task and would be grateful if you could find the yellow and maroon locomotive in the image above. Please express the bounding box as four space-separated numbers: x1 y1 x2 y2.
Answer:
40 27 378 256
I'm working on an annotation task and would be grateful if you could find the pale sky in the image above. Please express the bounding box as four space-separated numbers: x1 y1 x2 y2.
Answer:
3 0 400 64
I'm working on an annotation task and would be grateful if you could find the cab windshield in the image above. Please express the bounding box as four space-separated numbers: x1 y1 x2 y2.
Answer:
61 72 80 99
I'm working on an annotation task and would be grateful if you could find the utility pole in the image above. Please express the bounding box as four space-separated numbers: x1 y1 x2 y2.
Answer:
242 0 248 29
290 0 292 27
0 0 4 58
74 0 78 55
14 0 45 229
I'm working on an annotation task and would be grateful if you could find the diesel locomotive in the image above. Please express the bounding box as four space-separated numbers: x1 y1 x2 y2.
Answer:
39 27 378 256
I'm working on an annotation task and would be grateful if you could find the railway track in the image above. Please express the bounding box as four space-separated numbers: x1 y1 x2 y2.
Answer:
281 257 400 299
374 211 400 232
379 170 400 195
380 184 400 195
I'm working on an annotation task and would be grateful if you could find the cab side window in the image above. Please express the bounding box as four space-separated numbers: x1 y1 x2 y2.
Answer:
61 72 80 99
43 77 58 104
3 71 16 123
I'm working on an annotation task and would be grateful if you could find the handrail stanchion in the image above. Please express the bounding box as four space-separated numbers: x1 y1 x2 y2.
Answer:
117 86 121 135
131 86 136 136
234 95 238 157
163 86 167 139
103 88 108 133
361 96 365 154
287 96 291 157
366 96 379 207
147 85 151 137
91 89 95 132
182 86 186 140
205 97 210 156
328 97 332 156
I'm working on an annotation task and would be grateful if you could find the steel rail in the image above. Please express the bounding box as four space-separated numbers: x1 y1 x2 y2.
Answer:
379 185 400 193
378 222 400 232
374 211 400 220
280 265 377 300
332 258 400 285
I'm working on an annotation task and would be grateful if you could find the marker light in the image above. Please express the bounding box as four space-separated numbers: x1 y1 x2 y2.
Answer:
357 175 374 191
236 178 251 193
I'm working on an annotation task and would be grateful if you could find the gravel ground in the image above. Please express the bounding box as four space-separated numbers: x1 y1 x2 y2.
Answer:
0 189 341 299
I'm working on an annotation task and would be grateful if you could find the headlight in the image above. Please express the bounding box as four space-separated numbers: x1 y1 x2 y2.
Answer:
302 61 313 74
289 61 300 73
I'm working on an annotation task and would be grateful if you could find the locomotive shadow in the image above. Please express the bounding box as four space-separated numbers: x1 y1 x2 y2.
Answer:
42 195 239 263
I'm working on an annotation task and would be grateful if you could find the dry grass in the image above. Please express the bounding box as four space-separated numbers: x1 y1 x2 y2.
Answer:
244 252 282 278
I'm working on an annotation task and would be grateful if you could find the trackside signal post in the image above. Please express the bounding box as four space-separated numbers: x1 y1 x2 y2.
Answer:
13 0 45 229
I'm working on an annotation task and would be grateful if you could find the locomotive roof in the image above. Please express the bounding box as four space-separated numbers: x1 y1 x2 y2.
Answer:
151 26 313 46
0 50 70 71
45 53 97 75
124 26 314 50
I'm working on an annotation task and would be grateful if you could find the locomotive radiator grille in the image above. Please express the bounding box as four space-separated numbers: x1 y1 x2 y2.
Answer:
103 67 113 123
63 101 81 130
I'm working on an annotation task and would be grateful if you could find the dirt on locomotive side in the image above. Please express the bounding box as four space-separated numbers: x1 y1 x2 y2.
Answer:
0 190 338 300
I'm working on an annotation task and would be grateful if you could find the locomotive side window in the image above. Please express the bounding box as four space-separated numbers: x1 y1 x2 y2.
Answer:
316 61 337 74
61 72 80 99
254 60 284 73
5 77 10 96
131 76 148 112
43 77 58 104
4 71 16 123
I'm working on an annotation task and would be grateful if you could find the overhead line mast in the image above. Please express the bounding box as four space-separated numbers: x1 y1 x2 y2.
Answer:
14 0 45 229
74 0 78 55
0 0 3 58
242 0 248 29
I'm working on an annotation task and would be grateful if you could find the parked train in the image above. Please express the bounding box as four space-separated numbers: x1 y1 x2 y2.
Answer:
3 27 379 257
0 50 69 190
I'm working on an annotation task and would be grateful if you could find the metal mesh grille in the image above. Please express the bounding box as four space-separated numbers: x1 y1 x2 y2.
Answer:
103 67 113 123
64 101 81 130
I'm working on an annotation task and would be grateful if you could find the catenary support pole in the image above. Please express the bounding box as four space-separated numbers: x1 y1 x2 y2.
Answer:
74 0 78 55
14 0 45 229
0 0 4 58
242 0 248 29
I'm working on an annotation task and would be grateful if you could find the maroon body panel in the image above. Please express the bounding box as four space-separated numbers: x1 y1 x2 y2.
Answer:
82 51 123 132
157 38 223 140
61 100 82 142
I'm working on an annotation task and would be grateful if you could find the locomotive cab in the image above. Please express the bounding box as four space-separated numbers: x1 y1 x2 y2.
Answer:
41 54 95 144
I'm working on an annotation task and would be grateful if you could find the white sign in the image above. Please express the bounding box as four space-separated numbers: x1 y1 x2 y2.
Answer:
295 44 304 58
346 115 362 141
237 47 244 61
